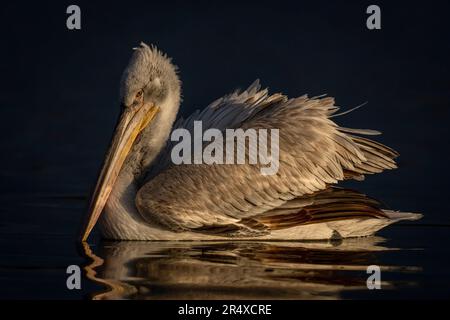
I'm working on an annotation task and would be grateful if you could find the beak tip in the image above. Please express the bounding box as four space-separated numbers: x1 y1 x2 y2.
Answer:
78 232 87 243
79 224 93 242
78 222 93 242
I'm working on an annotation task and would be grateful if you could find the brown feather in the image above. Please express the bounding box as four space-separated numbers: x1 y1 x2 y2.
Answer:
246 188 387 231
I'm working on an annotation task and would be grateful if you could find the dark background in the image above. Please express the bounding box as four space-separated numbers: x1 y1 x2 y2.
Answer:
0 0 449 299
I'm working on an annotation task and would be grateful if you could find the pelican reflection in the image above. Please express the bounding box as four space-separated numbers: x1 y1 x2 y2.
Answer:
81 238 420 300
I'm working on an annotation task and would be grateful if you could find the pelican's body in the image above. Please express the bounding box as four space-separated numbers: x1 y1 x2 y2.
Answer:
80 43 421 241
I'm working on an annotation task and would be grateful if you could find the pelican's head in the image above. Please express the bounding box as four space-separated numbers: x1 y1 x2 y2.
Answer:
80 43 180 241
120 42 180 109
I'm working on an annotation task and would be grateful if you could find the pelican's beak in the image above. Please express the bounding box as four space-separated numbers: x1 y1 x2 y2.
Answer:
79 103 160 241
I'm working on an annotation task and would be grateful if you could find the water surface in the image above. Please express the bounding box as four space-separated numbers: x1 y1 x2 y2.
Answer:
1 0 449 300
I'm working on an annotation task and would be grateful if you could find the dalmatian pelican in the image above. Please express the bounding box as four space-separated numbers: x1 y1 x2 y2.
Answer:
80 42 421 241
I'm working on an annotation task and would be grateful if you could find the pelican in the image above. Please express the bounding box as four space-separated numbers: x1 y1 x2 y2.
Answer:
80 42 421 241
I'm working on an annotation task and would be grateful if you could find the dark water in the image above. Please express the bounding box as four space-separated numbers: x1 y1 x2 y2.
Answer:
1 0 450 299
83 232 448 300
1 221 449 299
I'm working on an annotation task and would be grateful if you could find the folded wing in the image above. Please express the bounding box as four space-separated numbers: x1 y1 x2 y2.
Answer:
136 81 398 236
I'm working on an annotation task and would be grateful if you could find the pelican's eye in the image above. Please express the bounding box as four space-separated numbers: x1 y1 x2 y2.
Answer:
131 89 144 106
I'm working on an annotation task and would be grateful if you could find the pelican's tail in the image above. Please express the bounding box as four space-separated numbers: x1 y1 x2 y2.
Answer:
321 209 423 240
381 210 423 222
251 188 423 240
